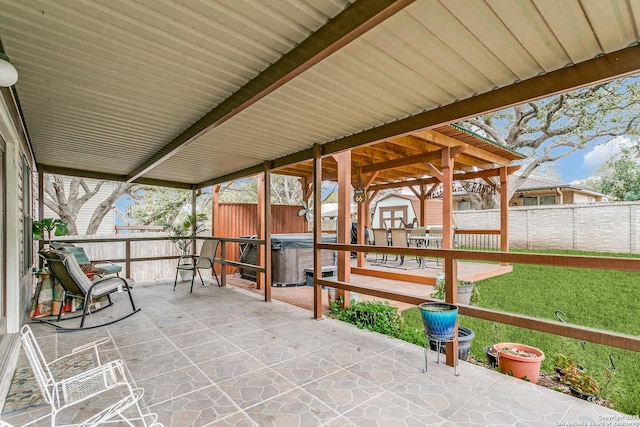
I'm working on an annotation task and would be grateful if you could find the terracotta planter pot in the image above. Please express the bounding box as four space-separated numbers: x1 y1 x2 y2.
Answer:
494 343 545 384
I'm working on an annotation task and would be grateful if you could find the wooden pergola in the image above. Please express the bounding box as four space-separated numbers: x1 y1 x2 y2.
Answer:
273 124 524 312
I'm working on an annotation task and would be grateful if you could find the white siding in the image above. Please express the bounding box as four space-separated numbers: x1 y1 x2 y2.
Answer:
44 177 116 236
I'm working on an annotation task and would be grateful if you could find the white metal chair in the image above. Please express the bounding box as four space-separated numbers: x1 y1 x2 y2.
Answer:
19 324 162 427
174 239 220 293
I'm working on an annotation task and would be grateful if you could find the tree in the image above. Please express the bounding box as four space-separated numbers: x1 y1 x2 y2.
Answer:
43 175 135 235
587 147 640 201
459 76 640 207
218 174 337 206
127 186 211 228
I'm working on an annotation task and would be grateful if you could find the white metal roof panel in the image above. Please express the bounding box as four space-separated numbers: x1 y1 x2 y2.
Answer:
1 0 639 186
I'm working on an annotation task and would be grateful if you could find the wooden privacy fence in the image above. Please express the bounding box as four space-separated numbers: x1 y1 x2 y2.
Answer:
214 203 308 273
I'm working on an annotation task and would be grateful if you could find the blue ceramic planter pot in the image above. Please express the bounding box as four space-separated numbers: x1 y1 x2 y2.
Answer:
419 302 458 340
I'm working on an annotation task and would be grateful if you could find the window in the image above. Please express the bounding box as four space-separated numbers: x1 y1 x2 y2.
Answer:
379 206 407 228
22 158 32 275
523 197 538 206
540 195 556 205
457 200 471 211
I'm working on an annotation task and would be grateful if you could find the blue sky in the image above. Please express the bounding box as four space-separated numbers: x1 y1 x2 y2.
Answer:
554 136 635 183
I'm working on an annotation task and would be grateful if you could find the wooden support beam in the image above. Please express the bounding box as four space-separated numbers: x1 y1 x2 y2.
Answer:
500 166 509 254
264 162 272 302
313 144 323 319
256 174 265 291
368 165 522 192
444 257 458 367
423 162 443 182
357 197 366 267
335 151 352 308
416 129 512 166
212 185 221 279
299 176 313 201
361 150 442 174
419 184 427 227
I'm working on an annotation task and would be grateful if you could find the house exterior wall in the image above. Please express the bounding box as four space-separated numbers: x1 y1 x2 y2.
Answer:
508 188 602 207
43 177 115 235
454 202 640 253
0 88 35 408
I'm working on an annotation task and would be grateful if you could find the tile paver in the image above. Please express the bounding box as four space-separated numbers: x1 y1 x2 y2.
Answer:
1 278 636 427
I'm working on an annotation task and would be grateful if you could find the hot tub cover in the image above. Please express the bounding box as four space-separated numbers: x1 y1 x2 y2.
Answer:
269 233 336 250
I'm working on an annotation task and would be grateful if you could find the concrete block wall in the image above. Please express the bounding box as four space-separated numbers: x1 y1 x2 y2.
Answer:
453 202 640 254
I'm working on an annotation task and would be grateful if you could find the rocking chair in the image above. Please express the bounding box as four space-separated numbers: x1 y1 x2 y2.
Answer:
20 325 162 426
37 249 140 331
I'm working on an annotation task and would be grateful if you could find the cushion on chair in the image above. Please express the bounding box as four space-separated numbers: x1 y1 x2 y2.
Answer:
62 252 95 294
62 253 124 298
60 246 92 265
98 264 122 275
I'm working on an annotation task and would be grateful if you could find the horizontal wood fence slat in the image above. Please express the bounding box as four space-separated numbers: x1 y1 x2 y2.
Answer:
316 243 640 353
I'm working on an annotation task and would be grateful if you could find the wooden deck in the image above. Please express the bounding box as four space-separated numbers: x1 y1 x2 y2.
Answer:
229 256 512 313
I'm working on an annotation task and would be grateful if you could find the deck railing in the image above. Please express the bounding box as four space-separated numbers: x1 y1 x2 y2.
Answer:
41 235 640 356
454 229 500 251
41 236 265 282
315 242 640 354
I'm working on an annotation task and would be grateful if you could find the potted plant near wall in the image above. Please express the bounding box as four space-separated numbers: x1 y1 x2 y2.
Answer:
169 214 207 281
33 218 68 248
32 218 68 279
30 219 68 318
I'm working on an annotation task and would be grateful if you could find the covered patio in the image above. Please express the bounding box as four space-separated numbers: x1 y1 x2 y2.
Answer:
2 0 640 424
1 278 624 426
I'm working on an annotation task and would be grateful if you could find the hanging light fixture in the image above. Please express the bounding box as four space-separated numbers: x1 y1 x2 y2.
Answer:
0 52 18 87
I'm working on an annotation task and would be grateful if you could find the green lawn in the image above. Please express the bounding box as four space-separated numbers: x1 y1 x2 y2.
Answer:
401 249 640 416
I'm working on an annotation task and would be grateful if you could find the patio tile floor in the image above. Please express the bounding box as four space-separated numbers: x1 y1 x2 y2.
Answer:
1 278 636 427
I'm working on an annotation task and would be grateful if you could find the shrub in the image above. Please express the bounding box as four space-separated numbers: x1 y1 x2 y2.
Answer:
330 300 404 337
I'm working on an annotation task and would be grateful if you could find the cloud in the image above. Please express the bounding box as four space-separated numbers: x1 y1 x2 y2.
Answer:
582 136 635 169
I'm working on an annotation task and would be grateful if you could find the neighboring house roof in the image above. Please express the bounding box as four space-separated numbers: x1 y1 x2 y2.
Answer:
321 203 357 218
514 175 606 197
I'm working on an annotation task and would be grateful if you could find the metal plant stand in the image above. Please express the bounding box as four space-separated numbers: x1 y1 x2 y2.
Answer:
423 329 459 376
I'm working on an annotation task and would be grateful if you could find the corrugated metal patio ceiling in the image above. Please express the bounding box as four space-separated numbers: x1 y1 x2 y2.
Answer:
1 0 639 187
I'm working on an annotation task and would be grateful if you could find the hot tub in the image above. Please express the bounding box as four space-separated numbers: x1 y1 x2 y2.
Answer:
239 233 337 286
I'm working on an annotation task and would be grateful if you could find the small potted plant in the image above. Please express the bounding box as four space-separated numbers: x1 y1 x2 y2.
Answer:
552 353 599 400
552 353 584 377
32 218 68 280
33 218 68 247
432 277 479 305
168 214 207 280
